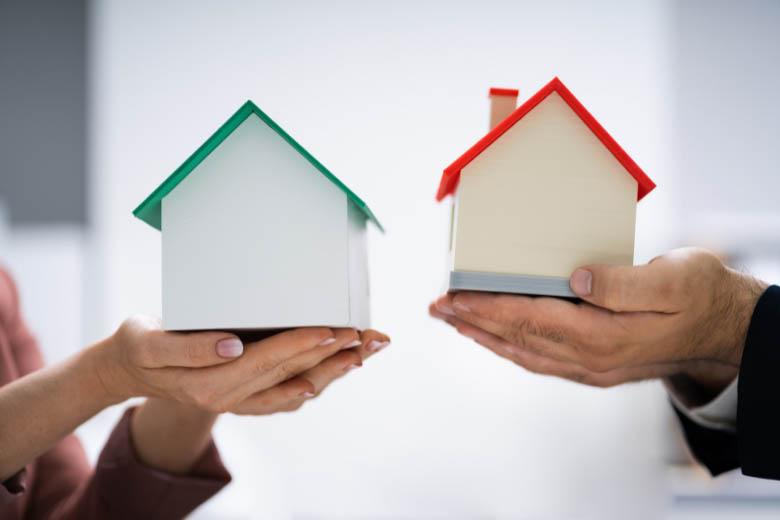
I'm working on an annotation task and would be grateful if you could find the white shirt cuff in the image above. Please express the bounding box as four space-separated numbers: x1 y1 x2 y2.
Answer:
665 376 738 433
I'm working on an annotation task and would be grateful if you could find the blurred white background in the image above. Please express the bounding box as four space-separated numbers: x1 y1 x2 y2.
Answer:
2 0 780 518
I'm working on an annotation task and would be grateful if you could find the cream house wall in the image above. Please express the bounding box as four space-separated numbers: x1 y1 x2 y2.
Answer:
453 91 638 279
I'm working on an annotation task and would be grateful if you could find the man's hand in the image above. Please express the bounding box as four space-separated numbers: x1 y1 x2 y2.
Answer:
430 248 766 389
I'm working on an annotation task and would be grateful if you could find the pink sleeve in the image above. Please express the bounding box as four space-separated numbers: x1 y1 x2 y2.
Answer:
29 407 232 520
0 267 51 515
0 268 45 378
0 269 231 519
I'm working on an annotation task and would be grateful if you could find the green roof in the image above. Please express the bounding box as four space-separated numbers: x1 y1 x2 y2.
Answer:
133 100 383 232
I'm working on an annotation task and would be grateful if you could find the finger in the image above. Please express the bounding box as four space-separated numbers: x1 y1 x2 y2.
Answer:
174 327 335 401
355 329 391 360
141 329 245 368
437 305 584 380
265 328 361 383
300 349 363 395
229 327 337 380
450 290 682 369
453 291 642 365
445 313 675 387
230 376 315 415
432 294 457 317
230 350 364 415
430 301 453 322
449 292 588 364
570 262 679 313
443 312 588 380
222 328 360 400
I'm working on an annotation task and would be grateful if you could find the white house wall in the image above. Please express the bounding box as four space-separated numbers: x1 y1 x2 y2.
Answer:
161 113 350 330
347 200 370 329
454 91 638 279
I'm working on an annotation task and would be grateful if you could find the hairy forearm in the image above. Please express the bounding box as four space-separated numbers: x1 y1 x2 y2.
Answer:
679 271 767 399
718 269 769 366
130 398 218 474
0 339 119 481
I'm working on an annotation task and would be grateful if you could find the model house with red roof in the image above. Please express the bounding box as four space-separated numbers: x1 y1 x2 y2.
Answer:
133 100 382 330
437 78 656 297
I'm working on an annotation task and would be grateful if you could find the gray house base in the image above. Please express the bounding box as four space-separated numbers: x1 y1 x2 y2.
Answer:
448 270 577 298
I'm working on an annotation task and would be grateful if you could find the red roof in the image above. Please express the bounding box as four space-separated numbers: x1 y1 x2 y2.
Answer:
436 77 656 202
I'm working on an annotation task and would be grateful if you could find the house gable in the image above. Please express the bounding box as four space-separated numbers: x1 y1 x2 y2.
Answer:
134 100 382 232
161 113 351 330
452 91 638 278
437 77 655 202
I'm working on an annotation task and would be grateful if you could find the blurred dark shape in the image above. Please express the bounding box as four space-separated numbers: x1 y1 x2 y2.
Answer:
0 0 87 225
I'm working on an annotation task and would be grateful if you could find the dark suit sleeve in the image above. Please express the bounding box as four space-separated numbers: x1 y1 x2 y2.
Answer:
672 406 739 475
673 285 780 480
736 285 780 479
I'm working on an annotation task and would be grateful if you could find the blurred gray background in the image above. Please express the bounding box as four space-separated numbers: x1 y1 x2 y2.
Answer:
0 0 86 224
1 0 779 519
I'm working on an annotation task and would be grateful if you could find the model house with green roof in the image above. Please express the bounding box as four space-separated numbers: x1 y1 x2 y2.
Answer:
133 100 382 331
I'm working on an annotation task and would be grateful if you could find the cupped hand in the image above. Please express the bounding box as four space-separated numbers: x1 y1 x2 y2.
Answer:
430 248 766 389
95 316 390 414
229 328 390 415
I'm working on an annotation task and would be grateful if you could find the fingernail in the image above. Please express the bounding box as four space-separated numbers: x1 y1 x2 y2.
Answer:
571 269 592 296
342 340 361 349
436 302 456 316
318 337 336 346
216 338 243 358
300 391 315 398
367 340 390 352
344 363 361 373
453 301 470 313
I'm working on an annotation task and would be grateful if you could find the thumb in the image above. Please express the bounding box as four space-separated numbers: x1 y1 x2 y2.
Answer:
570 263 675 313
144 329 244 368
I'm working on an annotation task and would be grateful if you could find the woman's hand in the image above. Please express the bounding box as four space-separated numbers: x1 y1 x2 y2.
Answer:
228 328 390 415
0 312 389 481
127 327 390 473
93 316 389 414
430 248 766 391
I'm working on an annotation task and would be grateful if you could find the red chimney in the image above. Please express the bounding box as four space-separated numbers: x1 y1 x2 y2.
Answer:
488 87 519 129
